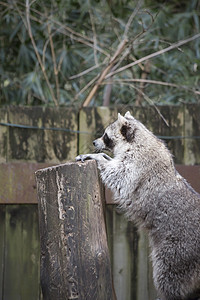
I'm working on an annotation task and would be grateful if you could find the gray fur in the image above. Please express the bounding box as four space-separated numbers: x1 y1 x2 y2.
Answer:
76 111 200 300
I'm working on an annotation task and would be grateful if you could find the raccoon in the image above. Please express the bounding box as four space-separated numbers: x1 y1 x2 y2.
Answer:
76 111 200 300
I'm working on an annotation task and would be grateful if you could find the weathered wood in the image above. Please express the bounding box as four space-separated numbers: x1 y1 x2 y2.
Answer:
0 108 8 163
7 106 78 162
136 232 157 300
111 211 136 300
0 105 199 300
0 205 5 299
79 107 96 154
106 206 157 300
168 106 185 164
35 160 113 300
184 104 200 164
3 205 40 300
0 163 199 204
136 232 149 300
176 165 200 193
79 107 117 155
0 163 53 204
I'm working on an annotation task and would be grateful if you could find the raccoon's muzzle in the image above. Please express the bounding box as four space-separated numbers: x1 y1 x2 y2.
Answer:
93 138 105 151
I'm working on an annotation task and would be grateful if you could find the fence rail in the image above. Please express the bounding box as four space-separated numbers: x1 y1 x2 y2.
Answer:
0 163 199 204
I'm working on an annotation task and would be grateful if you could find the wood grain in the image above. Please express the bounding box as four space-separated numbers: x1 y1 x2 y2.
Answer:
36 160 114 300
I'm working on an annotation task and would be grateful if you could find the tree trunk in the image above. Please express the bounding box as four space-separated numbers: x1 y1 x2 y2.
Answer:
35 160 114 300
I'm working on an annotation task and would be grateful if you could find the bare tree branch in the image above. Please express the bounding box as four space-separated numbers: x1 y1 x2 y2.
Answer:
105 33 200 79
82 39 128 107
89 6 98 66
75 74 100 101
42 24 65 68
123 82 170 127
123 0 142 38
103 83 112 106
2 1 110 58
135 60 151 105
101 78 200 96
81 2 157 107
21 1 110 57
69 61 106 80
47 21 60 102
25 0 58 106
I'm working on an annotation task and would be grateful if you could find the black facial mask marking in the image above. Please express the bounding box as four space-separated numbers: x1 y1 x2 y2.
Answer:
103 133 115 150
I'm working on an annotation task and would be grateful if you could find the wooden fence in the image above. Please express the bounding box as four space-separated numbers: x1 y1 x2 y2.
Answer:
0 105 200 300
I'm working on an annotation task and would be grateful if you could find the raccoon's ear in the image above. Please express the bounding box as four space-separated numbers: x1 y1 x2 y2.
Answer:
124 111 133 119
120 124 136 143
118 113 127 125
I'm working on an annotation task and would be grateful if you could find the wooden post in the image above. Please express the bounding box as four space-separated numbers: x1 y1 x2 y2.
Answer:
35 160 114 300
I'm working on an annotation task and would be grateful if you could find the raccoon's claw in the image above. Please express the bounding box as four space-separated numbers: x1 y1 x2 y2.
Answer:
76 153 112 163
76 154 85 162
76 154 90 162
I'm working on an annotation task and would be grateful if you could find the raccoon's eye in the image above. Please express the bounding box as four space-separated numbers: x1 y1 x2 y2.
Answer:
103 133 109 144
103 133 115 149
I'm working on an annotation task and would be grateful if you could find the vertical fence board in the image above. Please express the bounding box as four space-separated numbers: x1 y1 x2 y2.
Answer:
164 106 185 164
137 232 149 300
7 107 78 162
184 105 195 164
106 206 139 300
106 205 158 300
79 107 96 154
184 105 200 165
0 108 8 163
42 107 78 162
112 212 132 300
0 206 5 300
95 107 118 137
136 232 156 300
3 205 40 300
79 107 118 155
3 205 22 300
148 251 157 300
7 106 44 162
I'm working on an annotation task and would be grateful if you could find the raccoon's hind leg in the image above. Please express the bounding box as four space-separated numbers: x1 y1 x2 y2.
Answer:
76 153 112 163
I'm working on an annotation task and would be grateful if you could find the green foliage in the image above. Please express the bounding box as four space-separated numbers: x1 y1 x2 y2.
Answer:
0 0 199 106
142 1 200 104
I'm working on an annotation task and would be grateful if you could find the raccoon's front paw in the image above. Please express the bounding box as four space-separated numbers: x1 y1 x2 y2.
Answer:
76 154 92 162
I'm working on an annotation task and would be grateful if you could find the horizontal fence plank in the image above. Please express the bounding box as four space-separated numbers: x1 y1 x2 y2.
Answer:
0 163 54 204
176 165 200 193
0 163 199 204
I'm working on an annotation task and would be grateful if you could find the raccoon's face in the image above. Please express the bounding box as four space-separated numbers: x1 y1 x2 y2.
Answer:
93 111 138 153
93 125 117 152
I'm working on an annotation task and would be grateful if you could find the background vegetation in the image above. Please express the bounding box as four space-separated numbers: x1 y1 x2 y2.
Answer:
0 0 200 106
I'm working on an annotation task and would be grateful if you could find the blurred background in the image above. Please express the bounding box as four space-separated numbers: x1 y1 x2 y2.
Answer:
0 0 200 107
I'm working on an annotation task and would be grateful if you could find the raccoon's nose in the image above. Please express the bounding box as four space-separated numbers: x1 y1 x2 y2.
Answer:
93 140 96 146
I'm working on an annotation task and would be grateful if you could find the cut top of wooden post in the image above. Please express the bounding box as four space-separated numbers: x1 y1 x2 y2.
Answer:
35 160 114 300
